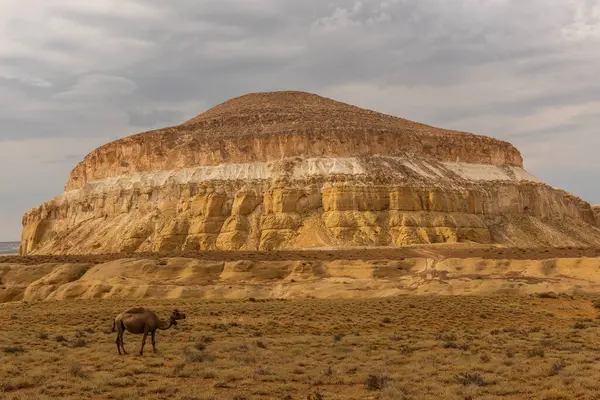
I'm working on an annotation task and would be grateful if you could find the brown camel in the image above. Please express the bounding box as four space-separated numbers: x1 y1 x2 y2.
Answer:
112 308 186 355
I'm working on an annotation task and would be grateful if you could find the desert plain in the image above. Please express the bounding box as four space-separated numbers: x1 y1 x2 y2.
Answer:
2 246 600 399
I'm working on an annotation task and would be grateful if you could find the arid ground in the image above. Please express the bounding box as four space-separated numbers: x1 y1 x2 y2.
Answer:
2 294 600 399
6 245 600 265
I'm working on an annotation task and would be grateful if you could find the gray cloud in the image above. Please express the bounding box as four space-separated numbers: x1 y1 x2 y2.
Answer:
41 154 82 164
0 0 600 240
127 109 185 128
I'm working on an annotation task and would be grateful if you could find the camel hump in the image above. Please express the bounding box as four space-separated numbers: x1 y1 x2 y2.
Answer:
124 307 148 314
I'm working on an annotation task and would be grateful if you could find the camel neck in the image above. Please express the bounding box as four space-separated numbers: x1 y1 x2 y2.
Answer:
157 318 173 330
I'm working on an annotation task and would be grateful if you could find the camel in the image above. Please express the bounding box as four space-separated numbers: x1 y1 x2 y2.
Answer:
112 307 186 355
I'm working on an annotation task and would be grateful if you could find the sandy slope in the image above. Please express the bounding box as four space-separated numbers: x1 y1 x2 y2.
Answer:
2 252 600 303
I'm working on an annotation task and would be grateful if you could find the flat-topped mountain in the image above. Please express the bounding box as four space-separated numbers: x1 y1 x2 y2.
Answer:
21 91 600 255
65 91 522 190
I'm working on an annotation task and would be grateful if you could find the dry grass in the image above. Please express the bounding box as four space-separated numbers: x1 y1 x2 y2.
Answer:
2 295 600 399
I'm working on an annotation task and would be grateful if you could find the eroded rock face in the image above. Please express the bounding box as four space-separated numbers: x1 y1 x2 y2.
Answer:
4 256 600 302
21 91 600 255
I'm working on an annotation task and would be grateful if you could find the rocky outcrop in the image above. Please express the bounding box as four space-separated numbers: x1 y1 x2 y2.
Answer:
21 91 600 255
3 256 600 302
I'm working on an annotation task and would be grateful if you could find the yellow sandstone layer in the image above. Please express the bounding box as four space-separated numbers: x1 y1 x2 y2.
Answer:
20 91 600 255
2 256 600 303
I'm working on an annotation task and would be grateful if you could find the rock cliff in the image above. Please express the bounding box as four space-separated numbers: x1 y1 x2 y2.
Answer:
21 91 600 255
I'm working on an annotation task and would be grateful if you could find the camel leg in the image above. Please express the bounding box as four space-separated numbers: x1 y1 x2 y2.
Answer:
120 333 128 355
116 333 122 355
140 329 149 355
151 330 156 353
117 323 128 355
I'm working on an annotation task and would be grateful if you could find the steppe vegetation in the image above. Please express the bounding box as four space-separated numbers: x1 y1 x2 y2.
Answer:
2 295 600 399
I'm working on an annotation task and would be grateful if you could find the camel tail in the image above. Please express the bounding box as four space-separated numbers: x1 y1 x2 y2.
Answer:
111 319 116 333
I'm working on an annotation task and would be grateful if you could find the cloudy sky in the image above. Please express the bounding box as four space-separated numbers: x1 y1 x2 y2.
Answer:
1 0 599 240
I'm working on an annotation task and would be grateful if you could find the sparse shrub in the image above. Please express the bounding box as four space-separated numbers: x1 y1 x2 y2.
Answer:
437 332 457 342
389 334 402 342
573 322 588 330
55 335 67 343
536 292 559 299
184 348 215 363
443 341 459 349
399 344 413 355
254 368 270 376
382 317 392 324
593 299 600 310
248 297 257 302
480 353 491 363
201 335 215 343
307 391 324 400
3 346 25 354
195 342 206 351
505 348 516 358
212 323 228 332
230 343 249 352
0 376 36 392
69 363 89 378
528 348 545 358
71 338 87 348
214 380 231 388
38 332 49 340
184 351 205 363
171 363 190 378
365 374 388 391
550 359 567 376
203 370 218 379
106 377 135 388
256 340 267 349
333 333 345 342
455 372 487 387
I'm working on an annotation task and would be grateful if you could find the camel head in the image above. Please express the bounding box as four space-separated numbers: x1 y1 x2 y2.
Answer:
169 309 187 326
